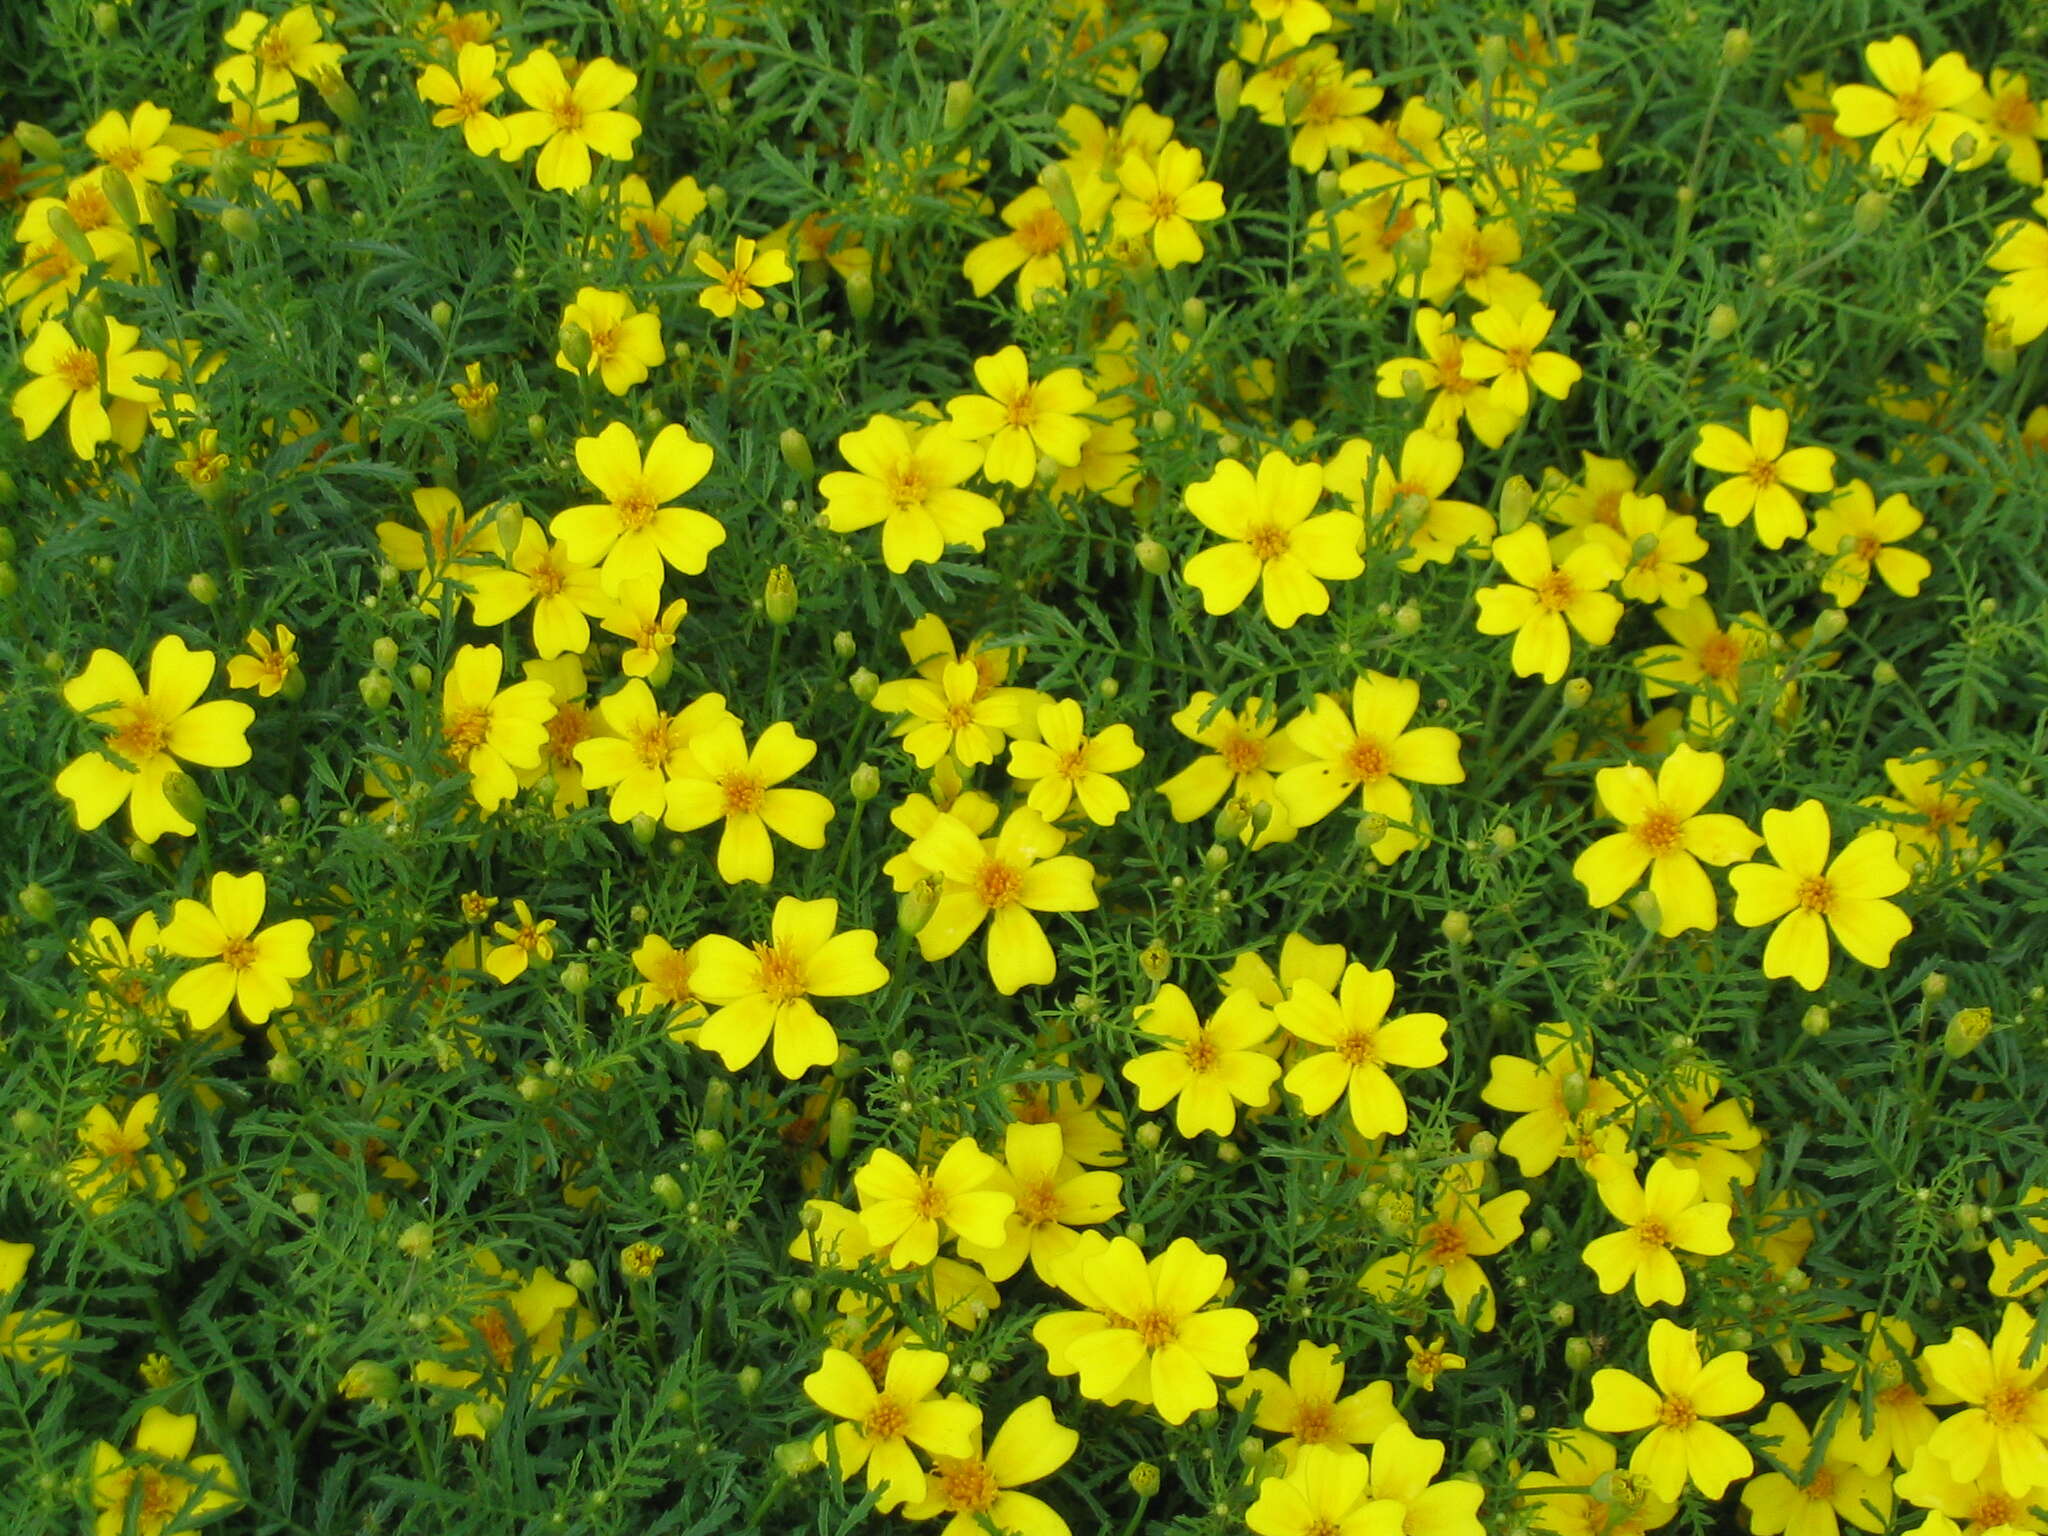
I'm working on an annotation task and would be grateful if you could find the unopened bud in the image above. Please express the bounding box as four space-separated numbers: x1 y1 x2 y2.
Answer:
651 1173 685 1211
764 565 797 624
778 427 814 477
695 1128 726 1156
1128 1462 1161 1497
1949 132 1979 166
359 671 392 710
1630 889 1662 933
630 813 658 849
1214 60 1243 121
828 1097 856 1161
1441 911 1472 946
1562 677 1594 709
370 636 399 670
1477 33 1511 83
1706 303 1739 341
773 1439 820 1478
219 205 261 244
397 1222 433 1259
1564 1337 1593 1371
898 874 940 937
1853 191 1890 235
1134 536 1171 575
843 265 874 320
1720 27 1752 67
1944 1007 1993 1058
850 666 879 703
557 322 593 373
18 884 57 925
1354 812 1389 851
849 764 880 802
101 167 141 230
942 79 975 133
1549 1300 1575 1328
11 121 64 161
559 961 591 997
339 1361 399 1403
1400 368 1427 407
1809 608 1847 645
1139 942 1171 982
1498 474 1535 533
1922 971 1949 1001
161 770 204 826
1392 602 1422 636
563 1259 598 1293
1802 1005 1830 1038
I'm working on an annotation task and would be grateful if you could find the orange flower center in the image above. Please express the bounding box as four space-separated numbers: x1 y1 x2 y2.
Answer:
105 143 144 174
1244 521 1290 562
1002 388 1038 429
1183 1035 1219 1073
529 553 567 597
1015 206 1069 257
1985 1382 2034 1427
1994 96 2038 133
1853 534 1883 564
1422 1222 1467 1265
754 943 806 1003
1343 736 1390 783
1335 1028 1379 1067
546 702 592 767
1634 1218 1671 1249
1698 634 1742 681
220 935 258 972
1534 569 1579 611
1745 457 1779 488
1635 809 1683 854
886 464 931 511
550 95 586 134
1219 732 1264 776
56 347 101 394
1055 747 1090 780
1133 1308 1179 1348
136 1468 181 1521
631 716 675 771
1657 1394 1697 1430
476 1307 517 1370
109 706 171 765
938 1458 999 1512
1802 1468 1837 1502
256 29 296 68
444 705 492 761
910 1176 948 1220
1974 1494 2020 1526
69 185 114 231
1290 1401 1335 1444
1016 1177 1061 1226
646 952 696 1006
718 771 764 815
1795 875 1834 914
1892 88 1933 128
862 1393 908 1440
973 860 1023 909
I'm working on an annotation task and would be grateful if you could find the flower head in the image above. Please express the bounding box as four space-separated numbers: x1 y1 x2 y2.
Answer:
1583 1319 1762 1501
1182 451 1365 627
499 51 640 191
1571 744 1761 936
1122 984 1281 1139
1728 799 1912 990
690 897 888 1077
159 870 315 1029
908 807 1098 993
1276 963 1446 1139
820 415 1006 573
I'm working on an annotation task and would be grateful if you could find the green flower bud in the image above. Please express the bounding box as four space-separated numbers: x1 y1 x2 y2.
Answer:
557 322 594 373
849 667 879 703
1853 191 1890 235
828 1097 856 1161
564 1259 598 1292
1809 608 1848 645
1392 603 1422 636
101 167 141 231
559 961 591 997
849 763 881 802
18 884 57 925
358 671 392 710
1563 1337 1594 1371
1944 1007 1993 1058
1720 27 1752 67
773 1439 820 1478
370 636 399 670
764 565 797 625
1630 889 1662 933
695 1128 726 1156
162 770 205 826
898 875 940 937
1354 812 1389 851
1139 941 1171 981
832 630 856 660
1214 60 1243 121
736 1366 762 1399
1706 303 1739 341
339 1361 399 1403
942 79 975 132
652 1173 685 1211
430 301 455 332
778 427 814 477
1562 677 1594 709
1134 537 1171 575
1441 911 1472 947
219 205 262 244
11 121 64 160
1802 1006 1830 1038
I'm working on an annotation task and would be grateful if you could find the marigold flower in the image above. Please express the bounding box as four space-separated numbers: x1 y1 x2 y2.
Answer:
1230 1341 1398 1467
1919 1302 2048 1495
944 346 1097 487
1729 799 1912 991
819 415 1006 574
1481 1021 1627 1178
225 624 300 698
1573 491 1709 609
1111 140 1226 267
376 486 491 615
12 315 167 460
908 807 1098 994
1182 451 1364 627
1374 307 1505 437
856 1139 1014 1269
951 1122 1122 1286
1583 1319 1762 1501
617 933 709 1041
1968 69 2048 185
1364 1421 1484 1535
1404 1336 1465 1393
56 634 254 843
1475 522 1624 684
694 235 792 318
439 643 557 813
1808 479 1931 606
664 718 835 885
1122 984 1280 1139
1245 1444 1387 1536
574 683 731 825
1691 405 1836 549
64 1094 184 1216
1819 1315 1941 1474
1275 671 1465 861
482 899 555 984
1157 692 1308 844
554 289 664 396
90 1406 241 1536
1571 743 1761 936
499 51 640 191
1635 603 1782 743
1742 1402 1894 1536
877 659 1035 771
1863 755 1991 874
803 1346 981 1512
962 183 1106 308
158 870 313 1032
1276 964 1446 1139
1581 1157 1734 1307
1006 698 1143 825
414 1252 592 1438
691 897 888 1078
551 420 722 595
1831 36 1986 185
416 41 508 156
1360 1160 1528 1331
1514 1428 1678 1536
899 1396 1078 1536
214 5 346 122
1415 188 1541 310
85 102 181 185
1324 430 1493 572
1033 1233 1257 1424
464 515 611 659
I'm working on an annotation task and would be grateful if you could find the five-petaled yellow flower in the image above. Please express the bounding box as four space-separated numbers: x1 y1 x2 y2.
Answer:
803 1346 981 1512
416 41 508 156
1275 671 1465 862
1122 984 1281 1139
551 421 723 594
1275 963 1447 1139
690 896 888 1078
499 51 640 191
908 807 1099 994
944 346 1097 488
1474 522 1623 683
1830 36 1987 184
1183 451 1365 627
159 871 315 1029
1729 799 1912 991
1691 405 1837 550
1580 1157 1734 1307
1570 743 1761 936
90 1406 241 1536
695 236 792 317
664 718 834 885
1584 1319 1762 1501
1112 141 1226 268
819 415 1006 573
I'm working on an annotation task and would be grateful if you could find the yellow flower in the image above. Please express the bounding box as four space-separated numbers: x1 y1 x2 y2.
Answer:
1374 307 1506 437
1415 187 1541 310
619 1242 663 1281
1514 1428 1678 1536
1006 698 1143 825
463 514 612 658
1831 36 1986 184
876 658 1035 772
575 684 732 825
1360 1159 1528 1331
1363 1420 1484 1534
0 1302 78 1377
694 235 792 317
1919 1302 2048 1495
803 1346 981 1512
1122 984 1281 1139
225 623 300 697
438 643 557 813
1729 799 1913 991
1635 603 1782 742
90 1406 240 1536
1820 1314 1942 1473
1111 140 1226 267
12 315 167 459
214 5 346 122
611 173 705 259
1570 743 1761 936
1276 963 1447 1139
1230 1341 1398 1466
1573 491 1709 609
1033 1233 1257 1424
1740 1402 1894 1536
159 870 315 1029
1182 451 1365 627
1863 755 1992 875
1581 1157 1734 1307
1583 1319 1762 1500
499 51 640 191
1692 405 1837 549
1464 299 1582 447
856 1139 1014 1269
599 576 689 681
908 807 1099 994
953 1121 1122 1285
1480 1021 1627 1178
1404 1335 1465 1392
944 345 1098 487
1274 671 1465 862
66 911 176 1063
519 656 606 815
1475 522 1624 683
86 101 181 185
616 932 710 1042
375 486 491 615
555 288 664 396
664 718 835 885
416 41 508 156
819 415 1005 573
1807 480 1931 606
56 635 254 843
551 420 722 594
962 183 1103 308
414 1252 593 1438
482 899 555 984
899 1396 1079 1536
1157 692 1309 844
64 1094 184 1216
691 896 887 1078
1323 430 1493 572
1246 1444 1386 1536
1967 69 2048 186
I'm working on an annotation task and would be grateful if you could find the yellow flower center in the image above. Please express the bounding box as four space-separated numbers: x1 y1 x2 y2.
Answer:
69 184 114 231
938 1458 999 1513
1745 457 1779 489
1147 189 1181 222
886 464 930 511
1853 534 1883 564
56 347 101 394
1456 233 1494 277
862 1394 909 1440
1985 1382 2035 1427
1343 736 1390 783
1054 747 1090 780
1635 809 1683 855
1303 1522 1340 1536
1802 1467 1837 1502
1290 1400 1335 1444
1698 634 1742 681
546 702 592 767
910 1175 948 1220
220 935 258 972
586 322 618 358
1892 88 1933 128
444 705 492 762
1016 1177 1061 1226
973 860 1023 909
718 771 764 815
1534 569 1579 611
1002 387 1039 429
1132 1308 1179 1348
1219 733 1264 776
1334 1028 1379 1067
754 943 806 1003
1995 96 2038 133
109 706 171 765
1794 876 1834 914
1015 206 1069 257
1183 1035 1219 1073
452 88 485 119
550 94 586 134
106 142 144 174
1633 1217 1671 1249
1244 521 1290 562
529 553 567 597
646 952 696 1007
135 1467 182 1522
1657 1394 1697 1430
1974 1494 2020 1527
721 267 752 297
256 28 297 68
611 486 658 531
631 716 674 771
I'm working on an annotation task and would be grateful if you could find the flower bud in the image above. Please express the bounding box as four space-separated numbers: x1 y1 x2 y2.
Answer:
942 79 975 133
1549 1301 1575 1328
1873 660 1899 686
1441 911 1472 946
1720 27 1752 67
219 205 261 244
849 763 881 802
843 265 874 319
358 670 392 710
1944 1007 1992 1058
1128 1462 1161 1497
186 571 220 606
898 875 940 937
315 68 362 124
1139 942 1171 981
559 961 591 997
1802 1005 1830 1037
735 1365 762 1399
370 636 399 670
828 1097 856 1161
1354 812 1389 851
18 884 57 925
850 667 879 703
1949 132 1979 166
773 1439 820 1478
1497 474 1534 533
1562 677 1594 709
1809 608 1847 645
1203 843 1230 872
557 322 594 373
101 167 141 231
832 630 856 660
564 1259 598 1293
1630 889 1661 933
695 1128 725 1156
339 1361 399 1403
1564 1337 1594 1371
1134 537 1171 575
1400 368 1428 407
1392 602 1422 636
1853 191 1890 235
11 121 63 160
1135 1122 1161 1151
777 427 814 477
1216 798 1250 842
162 770 205 826
1922 972 1949 1001
1214 60 1243 121
764 565 797 624
630 813 659 849
651 1173 685 1212
1706 303 1739 341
